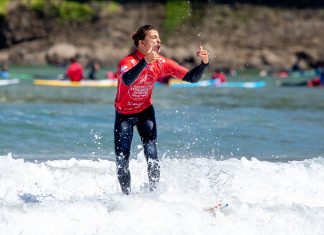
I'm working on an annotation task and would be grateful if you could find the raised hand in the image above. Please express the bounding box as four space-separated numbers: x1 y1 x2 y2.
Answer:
144 46 161 63
196 45 209 64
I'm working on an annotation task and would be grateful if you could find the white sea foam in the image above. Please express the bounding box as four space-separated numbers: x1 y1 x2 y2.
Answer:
0 154 324 235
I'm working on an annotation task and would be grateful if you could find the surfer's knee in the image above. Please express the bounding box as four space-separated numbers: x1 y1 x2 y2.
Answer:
143 140 158 159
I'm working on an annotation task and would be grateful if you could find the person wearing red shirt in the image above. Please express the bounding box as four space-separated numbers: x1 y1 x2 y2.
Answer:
65 57 84 82
211 69 227 83
114 25 209 194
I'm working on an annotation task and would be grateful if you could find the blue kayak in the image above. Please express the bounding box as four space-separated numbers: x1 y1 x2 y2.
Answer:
169 80 266 88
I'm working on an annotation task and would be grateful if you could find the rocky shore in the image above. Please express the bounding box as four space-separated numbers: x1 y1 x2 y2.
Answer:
0 2 324 70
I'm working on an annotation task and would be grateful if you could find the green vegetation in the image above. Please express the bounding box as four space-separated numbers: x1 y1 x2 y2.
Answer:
163 0 191 37
22 0 46 14
57 1 94 22
100 1 121 14
18 0 121 22
0 0 10 16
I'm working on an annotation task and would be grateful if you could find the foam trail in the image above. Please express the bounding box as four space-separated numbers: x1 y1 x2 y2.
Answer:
0 154 324 235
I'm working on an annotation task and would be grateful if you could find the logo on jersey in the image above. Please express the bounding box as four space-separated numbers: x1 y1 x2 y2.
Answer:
120 65 128 73
128 74 155 101
146 64 154 71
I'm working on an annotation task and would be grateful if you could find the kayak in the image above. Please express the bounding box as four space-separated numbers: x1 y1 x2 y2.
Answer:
33 79 117 87
33 79 266 88
0 79 20 86
169 80 266 88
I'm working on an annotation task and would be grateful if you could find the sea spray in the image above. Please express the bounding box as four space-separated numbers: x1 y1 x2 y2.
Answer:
1 154 324 234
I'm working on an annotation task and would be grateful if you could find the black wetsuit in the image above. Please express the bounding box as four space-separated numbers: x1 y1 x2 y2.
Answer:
114 61 208 194
114 105 159 194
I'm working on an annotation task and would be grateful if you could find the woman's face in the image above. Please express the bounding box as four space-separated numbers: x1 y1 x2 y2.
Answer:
140 29 161 53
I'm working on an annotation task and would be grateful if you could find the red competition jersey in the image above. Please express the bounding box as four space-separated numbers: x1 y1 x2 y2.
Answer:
66 62 84 81
211 72 227 83
115 50 188 114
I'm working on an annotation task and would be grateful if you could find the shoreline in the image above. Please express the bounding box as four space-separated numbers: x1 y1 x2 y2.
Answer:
0 3 323 70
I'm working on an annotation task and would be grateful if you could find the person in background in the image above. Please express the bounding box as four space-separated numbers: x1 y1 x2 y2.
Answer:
277 62 324 87
114 25 209 195
317 62 324 85
0 63 10 79
211 69 227 83
290 58 301 72
87 60 100 80
65 56 84 81
320 65 324 85
259 69 268 77
106 70 118 80
308 63 324 87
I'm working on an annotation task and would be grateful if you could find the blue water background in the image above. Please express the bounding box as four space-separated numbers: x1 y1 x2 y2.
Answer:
1 66 324 162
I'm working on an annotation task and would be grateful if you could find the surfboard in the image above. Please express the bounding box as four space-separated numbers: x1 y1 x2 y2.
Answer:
18 193 55 203
204 202 229 213
33 78 266 89
0 79 20 86
169 80 266 88
33 79 118 87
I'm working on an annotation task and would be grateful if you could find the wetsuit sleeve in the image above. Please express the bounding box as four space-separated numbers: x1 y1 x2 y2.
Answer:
182 62 209 83
120 59 147 86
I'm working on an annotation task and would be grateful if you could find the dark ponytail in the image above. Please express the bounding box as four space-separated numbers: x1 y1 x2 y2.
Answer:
132 25 156 47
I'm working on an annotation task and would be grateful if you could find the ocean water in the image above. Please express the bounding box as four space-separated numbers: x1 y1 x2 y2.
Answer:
1 72 324 234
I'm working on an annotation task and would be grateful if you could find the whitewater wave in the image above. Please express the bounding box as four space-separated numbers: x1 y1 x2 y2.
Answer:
0 154 324 235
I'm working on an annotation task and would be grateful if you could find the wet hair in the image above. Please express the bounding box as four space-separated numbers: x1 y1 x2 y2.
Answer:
132 25 156 47
70 57 76 63
70 54 80 63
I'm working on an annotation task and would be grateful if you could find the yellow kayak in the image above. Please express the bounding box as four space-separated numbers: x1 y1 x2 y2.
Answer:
33 79 117 87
